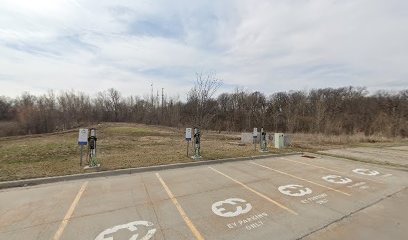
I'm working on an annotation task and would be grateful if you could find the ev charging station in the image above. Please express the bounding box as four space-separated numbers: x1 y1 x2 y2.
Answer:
85 128 100 169
253 128 258 151
78 127 100 169
192 127 202 160
259 127 269 152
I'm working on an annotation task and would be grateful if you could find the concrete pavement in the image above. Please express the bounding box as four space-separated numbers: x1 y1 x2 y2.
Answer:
320 146 408 168
0 153 407 240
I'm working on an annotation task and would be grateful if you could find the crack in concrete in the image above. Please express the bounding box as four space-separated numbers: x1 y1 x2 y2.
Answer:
297 186 408 240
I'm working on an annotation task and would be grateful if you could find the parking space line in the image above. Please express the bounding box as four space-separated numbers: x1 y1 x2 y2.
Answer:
53 181 88 240
156 173 204 240
208 166 298 215
280 157 384 184
250 162 351 196
282 158 347 174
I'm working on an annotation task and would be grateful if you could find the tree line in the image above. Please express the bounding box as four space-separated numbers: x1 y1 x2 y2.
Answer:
0 80 407 137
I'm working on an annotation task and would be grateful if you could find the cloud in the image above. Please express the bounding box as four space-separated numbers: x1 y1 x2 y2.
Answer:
0 0 407 98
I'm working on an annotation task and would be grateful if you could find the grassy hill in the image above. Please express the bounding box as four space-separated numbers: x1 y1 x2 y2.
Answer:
2 122 406 182
0 123 291 181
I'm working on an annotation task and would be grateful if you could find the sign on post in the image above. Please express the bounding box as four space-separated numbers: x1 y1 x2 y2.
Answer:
185 128 192 141
253 128 258 151
78 129 88 166
253 128 258 138
185 128 192 157
78 129 89 145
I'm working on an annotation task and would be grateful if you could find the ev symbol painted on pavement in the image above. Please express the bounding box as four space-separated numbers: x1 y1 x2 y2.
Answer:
322 175 352 184
352 168 380 176
212 198 252 218
278 184 313 197
95 221 156 240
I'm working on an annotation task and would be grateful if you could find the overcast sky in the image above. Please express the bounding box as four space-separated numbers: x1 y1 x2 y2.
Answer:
0 0 407 98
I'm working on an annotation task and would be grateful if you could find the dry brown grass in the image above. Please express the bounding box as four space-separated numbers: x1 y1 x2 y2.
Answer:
0 123 291 181
290 133 407 151
3 123 404 182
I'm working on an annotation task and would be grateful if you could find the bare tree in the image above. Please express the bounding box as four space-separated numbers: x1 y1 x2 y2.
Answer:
107 88 121 121
187 73 222 128
0 96 13 120
1 85 408 137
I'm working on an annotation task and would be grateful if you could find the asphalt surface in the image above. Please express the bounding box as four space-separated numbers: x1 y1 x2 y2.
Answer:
0 152 407 240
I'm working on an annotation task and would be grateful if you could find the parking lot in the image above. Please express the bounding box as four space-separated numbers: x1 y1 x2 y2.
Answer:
320 146 408 168
0 153 407 240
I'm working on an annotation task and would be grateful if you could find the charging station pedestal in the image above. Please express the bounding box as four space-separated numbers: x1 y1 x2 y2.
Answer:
259 128 269 152
192 127 202 160
84 128 100 169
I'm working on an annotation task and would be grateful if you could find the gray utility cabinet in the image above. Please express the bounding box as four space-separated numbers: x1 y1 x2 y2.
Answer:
274 133 285 148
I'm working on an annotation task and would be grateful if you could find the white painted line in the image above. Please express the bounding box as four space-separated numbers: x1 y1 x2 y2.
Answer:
250 162 351 196
53 181 88 240
281 157 346 174
280 157 384 184
156 173 204 240
208 166 298 215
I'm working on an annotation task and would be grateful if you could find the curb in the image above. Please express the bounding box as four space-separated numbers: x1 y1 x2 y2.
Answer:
0 152 301 189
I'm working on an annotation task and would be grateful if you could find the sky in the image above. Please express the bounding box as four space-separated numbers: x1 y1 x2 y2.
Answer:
0 0 407 98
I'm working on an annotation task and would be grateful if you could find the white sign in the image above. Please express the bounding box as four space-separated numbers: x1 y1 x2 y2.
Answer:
78 129 89 145
278 184 313 197
322 175 352 184
95 221 156 240
253 128 258 138
185 128 192 141
212 198 252 218
352 168 380 176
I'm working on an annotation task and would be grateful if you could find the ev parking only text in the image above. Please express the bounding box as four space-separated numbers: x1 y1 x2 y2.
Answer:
227 212 269 231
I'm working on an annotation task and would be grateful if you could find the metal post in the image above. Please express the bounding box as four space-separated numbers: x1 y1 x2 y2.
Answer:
78 128 89 166
253 128 258 152
185 128 192 157
80 145 83 166
187 141 189 157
